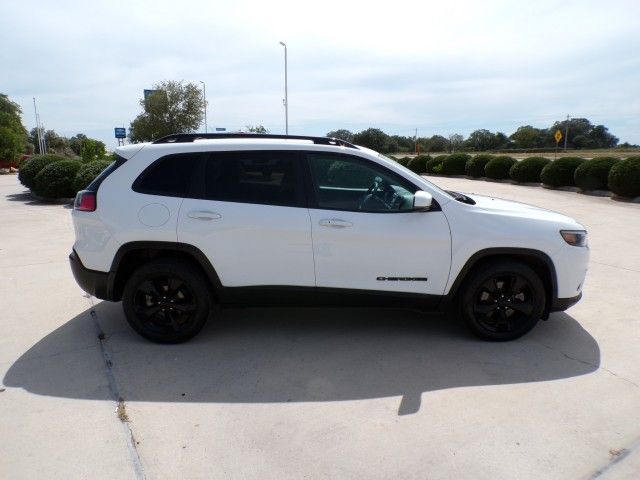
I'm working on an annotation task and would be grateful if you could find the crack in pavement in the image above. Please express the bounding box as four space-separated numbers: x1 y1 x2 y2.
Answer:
87 296 145 480
535 339 639 388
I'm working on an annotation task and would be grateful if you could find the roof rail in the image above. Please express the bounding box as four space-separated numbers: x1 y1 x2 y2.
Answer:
152 133 358 149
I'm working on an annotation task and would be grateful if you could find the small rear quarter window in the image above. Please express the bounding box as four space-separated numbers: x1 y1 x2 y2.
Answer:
133 153 201 197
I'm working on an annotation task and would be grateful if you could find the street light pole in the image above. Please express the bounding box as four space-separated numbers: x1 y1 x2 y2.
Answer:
279 41 288 135
199 81 207 133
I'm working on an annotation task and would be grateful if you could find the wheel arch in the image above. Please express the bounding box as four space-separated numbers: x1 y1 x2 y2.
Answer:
445 248 557 318
109 241 223 302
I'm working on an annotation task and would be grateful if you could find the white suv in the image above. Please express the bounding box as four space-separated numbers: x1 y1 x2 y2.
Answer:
70 134 588 343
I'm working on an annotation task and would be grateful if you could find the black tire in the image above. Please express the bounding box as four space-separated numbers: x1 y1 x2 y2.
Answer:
122 259 211 343
459 260 545 341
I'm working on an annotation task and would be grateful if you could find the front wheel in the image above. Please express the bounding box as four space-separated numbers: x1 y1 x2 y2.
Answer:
459 260 546 341
122 259 211 343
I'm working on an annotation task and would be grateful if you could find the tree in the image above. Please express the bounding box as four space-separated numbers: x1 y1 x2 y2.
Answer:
465 129 502 151
352 128 389 152
509 125 547 149
245 125 269 133
0 94 28 165
79 138 106 162
448 134 465 152
129 80 204 142
326 129 354 142
44 130 68 153
69 134 88 155
547 117 617 149
423 135 449 152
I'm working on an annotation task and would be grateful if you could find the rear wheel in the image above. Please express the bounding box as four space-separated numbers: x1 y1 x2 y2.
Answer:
122 259 211 343
459 260 545 341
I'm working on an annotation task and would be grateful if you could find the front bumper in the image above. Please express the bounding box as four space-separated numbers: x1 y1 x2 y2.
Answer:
549 292 582 313
69 250 113 300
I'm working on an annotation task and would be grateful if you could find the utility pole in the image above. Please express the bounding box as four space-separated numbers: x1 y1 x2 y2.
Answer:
414 128 418 154
199 81 207 133
563 114 570 151
32 97 46 154
279 41 288 135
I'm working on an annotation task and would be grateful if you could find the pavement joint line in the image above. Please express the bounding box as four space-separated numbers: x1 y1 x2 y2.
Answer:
589 261 640 274
0 260 67 270
587 436 640 479
534 340 639 388
87 296 145 480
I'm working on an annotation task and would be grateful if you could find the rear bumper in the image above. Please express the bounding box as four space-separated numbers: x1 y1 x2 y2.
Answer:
550 292 582 313
69 250 114 300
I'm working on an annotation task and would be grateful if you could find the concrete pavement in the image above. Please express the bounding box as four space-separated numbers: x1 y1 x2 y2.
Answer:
1 173 639 479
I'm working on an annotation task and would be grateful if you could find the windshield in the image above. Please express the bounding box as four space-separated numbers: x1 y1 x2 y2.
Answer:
378 154 455 199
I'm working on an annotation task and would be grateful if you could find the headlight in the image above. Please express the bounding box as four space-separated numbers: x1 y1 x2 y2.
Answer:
560 230 588 247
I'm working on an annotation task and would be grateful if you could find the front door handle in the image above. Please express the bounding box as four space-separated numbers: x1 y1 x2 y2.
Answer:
319 218 353 228
187 210 222 221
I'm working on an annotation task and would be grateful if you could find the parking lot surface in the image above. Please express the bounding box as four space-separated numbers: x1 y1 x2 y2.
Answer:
1 173 639 479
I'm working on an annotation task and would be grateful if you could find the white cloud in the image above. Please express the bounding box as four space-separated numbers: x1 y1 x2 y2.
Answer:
2 0 639 147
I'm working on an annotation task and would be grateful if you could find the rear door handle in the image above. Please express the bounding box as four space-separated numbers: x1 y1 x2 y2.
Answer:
319 218 353 228
187 210 222 221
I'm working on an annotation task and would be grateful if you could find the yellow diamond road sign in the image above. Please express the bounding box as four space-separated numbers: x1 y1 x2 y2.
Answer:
555 130 563 143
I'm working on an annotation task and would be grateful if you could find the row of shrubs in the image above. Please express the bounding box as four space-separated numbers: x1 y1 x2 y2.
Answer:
18 154 111 199
395 154 640 198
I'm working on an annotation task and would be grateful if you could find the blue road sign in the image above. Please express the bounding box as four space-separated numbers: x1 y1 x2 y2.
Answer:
114 127 126 139
215 127 226 131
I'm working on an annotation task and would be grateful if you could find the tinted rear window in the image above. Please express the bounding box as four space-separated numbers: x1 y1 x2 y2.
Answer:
133 153 200 197
204 151 302 207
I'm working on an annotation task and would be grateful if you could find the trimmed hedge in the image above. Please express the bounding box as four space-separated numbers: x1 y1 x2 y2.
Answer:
509 157 550 183
574 157 618 191
426 155 447 174
406 154 431 174
18 154 66 190
540 157 586 187
32 160 82 198
73 160 111 192
441 153 471 175
485 156 516 179
608 156 640 198
395 156 411 167
465 154 495 178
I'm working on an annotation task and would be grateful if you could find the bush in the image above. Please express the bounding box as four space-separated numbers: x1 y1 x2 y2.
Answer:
426 155 447 174
465 154 495 178
73 160 111 192
18 154 66 190
485 156 516 180
509 157 551 183
574 157 618 191
441 153 471 175
32 160 82 198
406 155 430 174
540 157 586 187
608 156 640 198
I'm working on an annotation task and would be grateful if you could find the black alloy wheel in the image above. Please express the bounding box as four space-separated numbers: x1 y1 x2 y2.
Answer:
460 261 545 341
122 260 211 343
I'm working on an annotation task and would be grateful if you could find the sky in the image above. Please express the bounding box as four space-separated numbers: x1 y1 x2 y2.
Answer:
2 0 639 149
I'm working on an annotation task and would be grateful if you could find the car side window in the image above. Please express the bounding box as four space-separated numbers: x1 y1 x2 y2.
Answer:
307 153 416 212
203 151 303 207
133 153 200 197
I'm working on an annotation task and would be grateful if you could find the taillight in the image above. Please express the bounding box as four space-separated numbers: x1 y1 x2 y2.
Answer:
74 190 96 212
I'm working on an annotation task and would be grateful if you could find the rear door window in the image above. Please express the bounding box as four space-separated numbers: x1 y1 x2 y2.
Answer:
203 151 304 207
